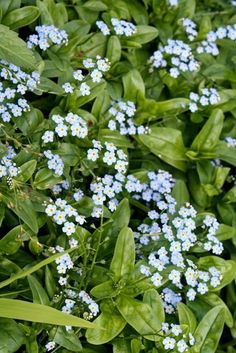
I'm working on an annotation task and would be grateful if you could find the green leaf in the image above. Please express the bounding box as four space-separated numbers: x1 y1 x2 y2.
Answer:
28 275 50 305
37 77 65 95
116 295 160 339
91 280 117 299
15 160 37 183
110 227 135 281
1 191 38 233
0 318 25 353
15 108 44 135
106 35 121 63
2 6 40 30
193 306 225 353
0 298 98 328
137 126 188 171
83 0 108 11
136 98 189 124
0 24 36 69
143 289 165 330
86 300 126 344
131 25 158 44
52 326 82 351
199 293 233 328
190 109 224 153
172 179 189 207
177 302 197 332
0 225 31 255
34 168 62 190
45 265 56 299
216 141 236 167
122 69 145 101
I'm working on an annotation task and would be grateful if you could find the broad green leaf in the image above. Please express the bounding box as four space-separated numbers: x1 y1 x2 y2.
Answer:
34 168 62 190
106 35 121 63
216 141 236 167
172 179 189 207
137 126 188 171
28 275 50 305
0 225 31 255
116 295 160 339
190 109 224 153
136 98 189 124
15 108 44 135
92 90 110 119
110 227 135 281
37 77 65 95
91 280 117 299
52 326 82 351
0 299 97 328
86 300 126 344
0 318 25 353
177 302 197 332
15 160 37 184
122 69 145 101
1 191 38 233
2 6 40 30
193 306 225 353
179 0 196 17
216 224 235 241
83 0 108 11
0 24 36 69
55 143 80 166
199 293 233 328
143 289 165 329
131 25 158 44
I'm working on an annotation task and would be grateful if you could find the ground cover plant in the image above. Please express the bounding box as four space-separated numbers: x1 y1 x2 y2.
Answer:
1 0 236 352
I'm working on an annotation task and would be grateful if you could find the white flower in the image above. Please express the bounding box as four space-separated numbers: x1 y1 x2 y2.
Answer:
80 82 90 96
91 69 103 83
62 82 74 93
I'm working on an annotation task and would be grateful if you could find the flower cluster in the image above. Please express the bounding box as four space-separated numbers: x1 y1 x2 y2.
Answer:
148 39 199 77
42 112 88 142
225 136 236 147
27 25 68 51
189 88 220 112
108 100 148 135
0 146 19 178
96 18 137 37
90 173 124 215
78 290 99 319
87 140 128 173
197 24 236 56
181 18 198 41
0 60 39 122
45 198 86 237
44 150 64 176
161 322 195 352
139 205 223 311
123 170 223 312
62 56 110 96
55 249 74 276
52 179 69 195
